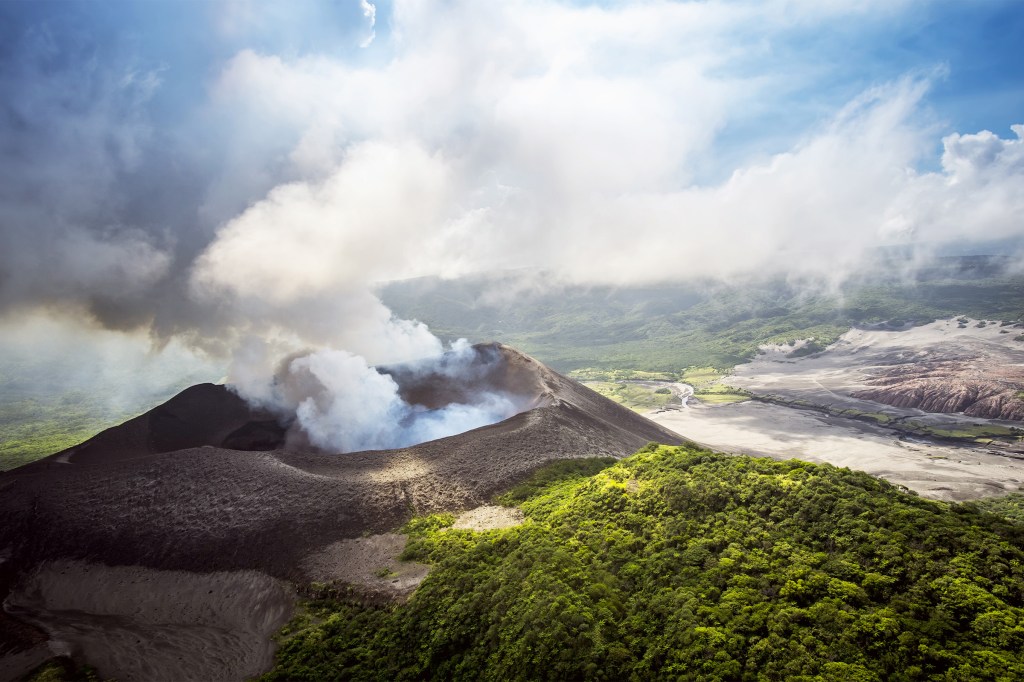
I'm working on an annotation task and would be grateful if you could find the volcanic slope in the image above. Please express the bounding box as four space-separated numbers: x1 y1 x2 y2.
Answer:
0 344 681 579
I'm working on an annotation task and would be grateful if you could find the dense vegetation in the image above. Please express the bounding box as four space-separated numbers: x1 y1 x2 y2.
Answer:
0 393 122 471
579 381 679 412
264 446 1024 681
579 368 750 412
975 493 1024 525
381 261 1024 374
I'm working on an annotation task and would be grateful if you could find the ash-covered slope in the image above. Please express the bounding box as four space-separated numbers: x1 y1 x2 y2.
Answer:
0 344 682 579
852 358 1024 421
15 383 286 472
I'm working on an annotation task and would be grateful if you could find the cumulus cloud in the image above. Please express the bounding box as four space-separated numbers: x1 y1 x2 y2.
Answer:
193 42 1023 300
359 0 376 48
191 140 453 305
3 0 1023 366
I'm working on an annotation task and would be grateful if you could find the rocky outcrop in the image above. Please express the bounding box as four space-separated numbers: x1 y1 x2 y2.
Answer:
853 358 1024 421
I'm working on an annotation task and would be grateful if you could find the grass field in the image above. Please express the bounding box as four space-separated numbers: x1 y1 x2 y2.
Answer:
580 365 751 412
0 394 126 471
680 367 750 404
916 423 1023 443
581 381 678 412
691 384 750 404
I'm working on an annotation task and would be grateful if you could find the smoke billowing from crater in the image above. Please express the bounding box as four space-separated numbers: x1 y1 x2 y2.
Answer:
2 2 1024 345
2 1 1023 420
233 340 538 453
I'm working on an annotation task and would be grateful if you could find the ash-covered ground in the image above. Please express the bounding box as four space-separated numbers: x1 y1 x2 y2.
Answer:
651 318 1024 502
0 343 680 681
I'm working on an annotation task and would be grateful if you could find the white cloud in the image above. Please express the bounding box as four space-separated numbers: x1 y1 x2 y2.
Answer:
179 0 1024 367
360 0 376 48
196 2 1024 303
191 140 453 304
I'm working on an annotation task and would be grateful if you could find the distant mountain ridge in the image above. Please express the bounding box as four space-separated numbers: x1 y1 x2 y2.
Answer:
380 259 1024 373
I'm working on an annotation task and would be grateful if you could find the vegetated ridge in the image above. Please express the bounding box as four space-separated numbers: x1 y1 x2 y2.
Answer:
380 260 1024 375
263 445 1024 682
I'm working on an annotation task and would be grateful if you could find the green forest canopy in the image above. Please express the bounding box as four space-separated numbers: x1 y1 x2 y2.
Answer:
265 445 1024 681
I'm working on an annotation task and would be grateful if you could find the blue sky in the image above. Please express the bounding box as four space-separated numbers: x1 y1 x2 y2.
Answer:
0 0 1022 360
3 1 1020 164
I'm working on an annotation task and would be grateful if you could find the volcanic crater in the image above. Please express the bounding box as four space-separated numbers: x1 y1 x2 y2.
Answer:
0 343 682 681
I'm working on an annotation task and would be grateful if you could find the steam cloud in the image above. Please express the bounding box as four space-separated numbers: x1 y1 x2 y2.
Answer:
1 1 1023 434
3 1 1023 341
234 340 531 453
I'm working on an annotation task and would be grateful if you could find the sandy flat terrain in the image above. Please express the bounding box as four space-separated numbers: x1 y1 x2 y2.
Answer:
301 533 430 598
649 318 1024 501
651 396 1024 502
729 317 1024 430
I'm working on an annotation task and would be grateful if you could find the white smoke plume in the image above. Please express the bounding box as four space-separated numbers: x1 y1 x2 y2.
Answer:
2 0 1022 441
232 339 532 453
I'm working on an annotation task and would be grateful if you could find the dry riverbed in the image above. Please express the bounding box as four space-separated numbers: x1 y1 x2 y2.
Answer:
650 401 1023 501
650 318 1024 502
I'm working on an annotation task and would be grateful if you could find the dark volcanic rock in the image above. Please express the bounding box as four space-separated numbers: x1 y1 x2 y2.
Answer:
16 383 286 473
0 344 683 580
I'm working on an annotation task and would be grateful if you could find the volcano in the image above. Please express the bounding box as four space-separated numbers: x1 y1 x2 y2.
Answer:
1 344 681 574
0 344 682 680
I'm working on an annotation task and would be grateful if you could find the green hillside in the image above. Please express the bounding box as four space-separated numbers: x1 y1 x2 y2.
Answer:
0 393 123 471
380 265 1024 375
264 446 1024 681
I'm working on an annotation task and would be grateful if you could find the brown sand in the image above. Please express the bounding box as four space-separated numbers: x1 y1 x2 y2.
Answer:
300 534 430 599
4 561 293 682
453 505 525 531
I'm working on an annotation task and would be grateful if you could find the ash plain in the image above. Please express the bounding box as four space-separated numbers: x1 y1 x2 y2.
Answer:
650 318 1024 502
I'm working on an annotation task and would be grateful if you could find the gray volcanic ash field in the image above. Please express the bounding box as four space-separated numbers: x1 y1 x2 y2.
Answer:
651 318 1024 502
0 344 680 681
